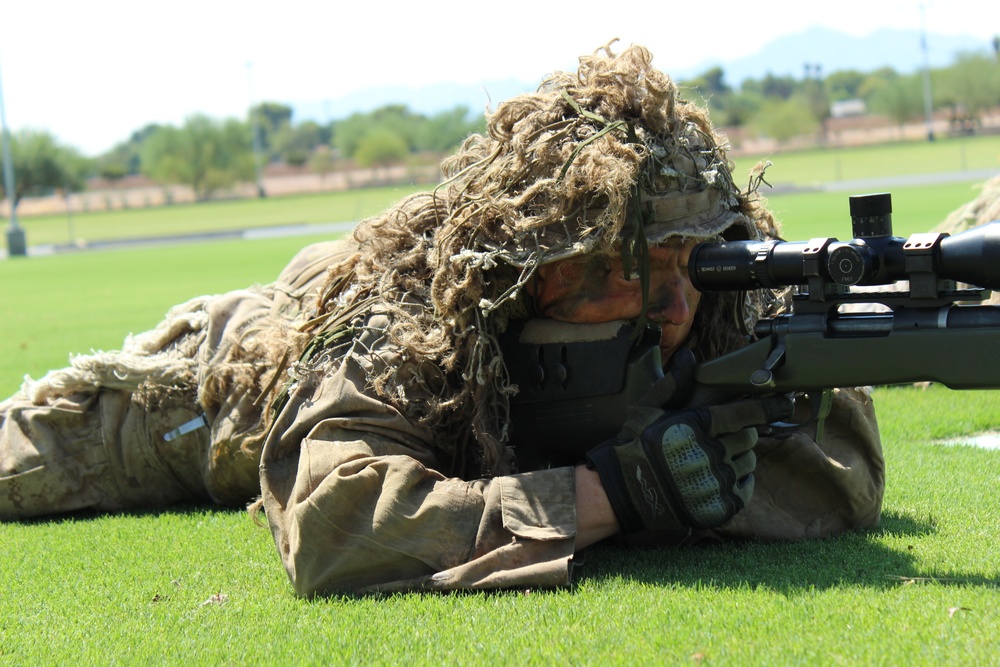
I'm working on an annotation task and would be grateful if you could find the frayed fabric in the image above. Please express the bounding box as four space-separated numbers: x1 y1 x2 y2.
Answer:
19 296 210 406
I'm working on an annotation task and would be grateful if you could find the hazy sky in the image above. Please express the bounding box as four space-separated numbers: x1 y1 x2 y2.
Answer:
2 0 997 155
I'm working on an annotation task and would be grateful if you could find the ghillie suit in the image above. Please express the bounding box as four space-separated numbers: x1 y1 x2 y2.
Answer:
935 173 1000 305
257 43 884 595
304 42 782 479
935 173 1000 235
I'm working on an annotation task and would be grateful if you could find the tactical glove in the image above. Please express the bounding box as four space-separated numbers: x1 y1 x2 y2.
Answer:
586 349 793 537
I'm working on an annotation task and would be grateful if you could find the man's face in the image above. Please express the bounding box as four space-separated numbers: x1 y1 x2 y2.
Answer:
529 238 702 362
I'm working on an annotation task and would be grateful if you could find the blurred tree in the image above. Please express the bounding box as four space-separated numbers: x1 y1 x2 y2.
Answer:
96 123 161 182
683 67 731 99
309 145 335 189
141 115 255 200
249 102 293 157
334 111 375 159
96 161 128 182
335 104 421 159
415 106 484 153
868 74 925 136
824 69 868 101
742 73 798 100
0 129 86 205
718 90 764 127
335 104 484 162
937 53 1000 124
856 67 900 101
353 127 408 170
680 67 734 124
748 96 820 143
802 74 831 138
370 105 421 149
272 120 325 166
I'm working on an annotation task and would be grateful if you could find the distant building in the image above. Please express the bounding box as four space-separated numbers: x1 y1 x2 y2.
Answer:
831 99 867 118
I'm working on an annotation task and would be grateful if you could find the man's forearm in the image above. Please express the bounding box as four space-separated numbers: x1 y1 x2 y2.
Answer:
574 464 620 548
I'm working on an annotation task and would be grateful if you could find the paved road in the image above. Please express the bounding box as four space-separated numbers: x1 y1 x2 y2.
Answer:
817 167 999 193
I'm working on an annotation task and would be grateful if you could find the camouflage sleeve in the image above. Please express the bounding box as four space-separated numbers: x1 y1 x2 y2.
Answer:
259 318 578 596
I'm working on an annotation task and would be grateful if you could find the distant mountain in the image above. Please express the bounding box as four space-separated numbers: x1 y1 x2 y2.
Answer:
678 25 992 86
291 78 536 124
292 27 994 123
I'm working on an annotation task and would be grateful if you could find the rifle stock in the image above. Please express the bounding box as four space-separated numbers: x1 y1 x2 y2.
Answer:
695 309 1000 396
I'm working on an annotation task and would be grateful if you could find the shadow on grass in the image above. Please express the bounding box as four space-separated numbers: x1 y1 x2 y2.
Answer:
7 505 994 599
574 509 999 593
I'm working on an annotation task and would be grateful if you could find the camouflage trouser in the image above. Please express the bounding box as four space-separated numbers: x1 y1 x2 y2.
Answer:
0 381 216 519
0 286 275 520
0 241 352 521
0 240 348 521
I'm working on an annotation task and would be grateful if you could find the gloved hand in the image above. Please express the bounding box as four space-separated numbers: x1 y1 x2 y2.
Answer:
585 349 793 537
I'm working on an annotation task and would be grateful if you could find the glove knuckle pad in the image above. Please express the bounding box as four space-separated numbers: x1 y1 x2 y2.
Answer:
646 420 741 529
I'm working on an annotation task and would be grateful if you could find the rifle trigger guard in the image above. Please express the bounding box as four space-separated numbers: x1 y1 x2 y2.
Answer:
750 336 786 388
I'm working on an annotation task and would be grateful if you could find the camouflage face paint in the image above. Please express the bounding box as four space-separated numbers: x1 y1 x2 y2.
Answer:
530 240 701 362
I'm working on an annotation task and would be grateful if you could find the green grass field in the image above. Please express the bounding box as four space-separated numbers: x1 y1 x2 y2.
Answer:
1 142 999 664
731 133 1000 188
1 419 997 665
12 184 426 248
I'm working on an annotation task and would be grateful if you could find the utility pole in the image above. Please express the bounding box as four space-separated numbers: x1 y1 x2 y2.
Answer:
920 2 935 141
247 61 266 198
0 54 26 257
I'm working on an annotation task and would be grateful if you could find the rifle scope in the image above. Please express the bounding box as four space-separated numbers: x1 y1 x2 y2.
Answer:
689 193 1000 291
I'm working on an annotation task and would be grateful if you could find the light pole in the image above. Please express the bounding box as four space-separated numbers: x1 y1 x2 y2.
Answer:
247 61 266 198
0 54 26 257
920 2 935 141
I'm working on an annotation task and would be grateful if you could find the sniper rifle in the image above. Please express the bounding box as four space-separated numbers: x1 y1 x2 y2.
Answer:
689 192 1000 398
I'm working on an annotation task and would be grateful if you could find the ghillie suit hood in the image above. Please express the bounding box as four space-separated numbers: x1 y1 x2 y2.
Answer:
935 173 1000 305
935 173 1000 235
311 42 781 476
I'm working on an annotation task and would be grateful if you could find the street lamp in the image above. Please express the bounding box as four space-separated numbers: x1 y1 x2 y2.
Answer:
920 2 936 141
247 61 266 198
0 54 26 257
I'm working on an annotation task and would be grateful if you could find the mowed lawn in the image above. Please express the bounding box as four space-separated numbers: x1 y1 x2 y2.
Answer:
731 132 1000 187
11 184 426 248
1 149 999 664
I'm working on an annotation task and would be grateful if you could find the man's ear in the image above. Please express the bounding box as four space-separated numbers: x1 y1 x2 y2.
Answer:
529 259 585 314
549 259 585 286
525 267 543 300
525 261 566 308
